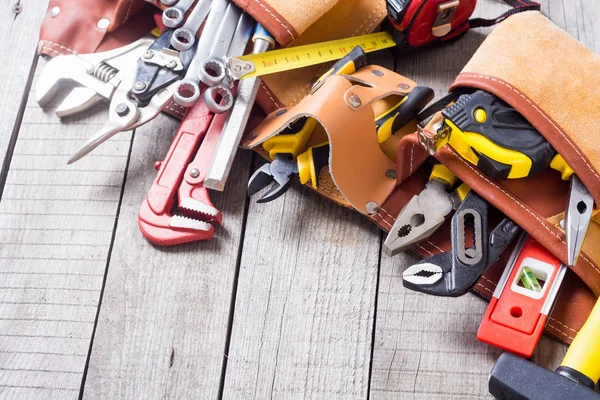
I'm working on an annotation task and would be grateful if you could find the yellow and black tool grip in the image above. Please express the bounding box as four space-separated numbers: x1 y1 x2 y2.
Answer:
297 143 330 189
313 46 368 90
558 297 600 387
264 47 368 159
375 86 434 143
442 90 556 181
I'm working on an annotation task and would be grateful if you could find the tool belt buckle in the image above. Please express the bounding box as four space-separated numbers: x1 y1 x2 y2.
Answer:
417 124 438 155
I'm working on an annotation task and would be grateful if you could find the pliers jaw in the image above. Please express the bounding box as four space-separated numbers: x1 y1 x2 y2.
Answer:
565 175 594 266
247 155 298 203
383 180 454 256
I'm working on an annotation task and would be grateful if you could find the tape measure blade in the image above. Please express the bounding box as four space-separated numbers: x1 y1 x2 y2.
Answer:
238 32 396 79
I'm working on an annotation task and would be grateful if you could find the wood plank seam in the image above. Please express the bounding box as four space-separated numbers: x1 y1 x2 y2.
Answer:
78 130 137 400
0 54 38 203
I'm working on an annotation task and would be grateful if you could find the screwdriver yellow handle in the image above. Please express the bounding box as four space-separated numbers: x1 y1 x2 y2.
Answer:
560 297 600 384
550 154 574 181
430 164 458 187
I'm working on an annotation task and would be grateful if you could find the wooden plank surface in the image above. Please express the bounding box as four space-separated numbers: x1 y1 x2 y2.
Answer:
0 61 130 399
0 1 48 180
81 114 253 399
1 1 598 399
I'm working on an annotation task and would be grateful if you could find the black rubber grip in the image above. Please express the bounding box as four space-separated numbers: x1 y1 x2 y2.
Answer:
311 144 330 183
442 90 556 179
390 86 434 133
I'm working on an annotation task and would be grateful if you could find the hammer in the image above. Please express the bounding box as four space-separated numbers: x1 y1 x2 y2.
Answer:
489 297 600 399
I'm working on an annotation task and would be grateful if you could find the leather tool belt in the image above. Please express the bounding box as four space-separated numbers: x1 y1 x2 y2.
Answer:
245 11 600 347
38 3 599 347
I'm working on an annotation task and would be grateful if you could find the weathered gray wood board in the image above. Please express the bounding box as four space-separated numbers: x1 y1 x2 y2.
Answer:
221 52 395 400
0 0 597 399
0 1 49 174
81 115 253 399
0 56 128 400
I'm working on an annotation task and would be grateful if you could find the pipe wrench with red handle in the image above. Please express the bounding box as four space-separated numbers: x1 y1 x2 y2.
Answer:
138 99 225 246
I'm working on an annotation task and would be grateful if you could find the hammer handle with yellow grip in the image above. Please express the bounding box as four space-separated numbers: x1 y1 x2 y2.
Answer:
559 297 600 386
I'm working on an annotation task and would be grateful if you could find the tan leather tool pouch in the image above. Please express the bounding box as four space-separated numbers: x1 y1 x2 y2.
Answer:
244 66 418 215
394 11 600 345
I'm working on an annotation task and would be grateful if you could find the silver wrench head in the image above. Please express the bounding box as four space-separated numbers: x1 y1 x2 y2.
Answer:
204 85 233 114
171 28 196 51
173 79 201 107
163 7 184 28
198 57 227 87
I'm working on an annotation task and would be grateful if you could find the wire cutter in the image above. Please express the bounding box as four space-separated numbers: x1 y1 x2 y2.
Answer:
402 191 521 297
383 164 470 256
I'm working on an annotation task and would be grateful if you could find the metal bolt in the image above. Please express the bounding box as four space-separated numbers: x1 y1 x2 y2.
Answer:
386 169 397 180
143 50 154 60
97 18 110 30
189 168 200 178
398 83 410 90
371 70 384 77
244 64 252 70
13 3 22 14
349 94 362 108
50 6 60 17
115 103 130 117
233 65 242 73
366 202 380 215
167 60 177 69
134 81 147 91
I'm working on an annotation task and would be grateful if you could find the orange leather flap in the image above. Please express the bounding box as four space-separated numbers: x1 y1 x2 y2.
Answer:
244 66 418 215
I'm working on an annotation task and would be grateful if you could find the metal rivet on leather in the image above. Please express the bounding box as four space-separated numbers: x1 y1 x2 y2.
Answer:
365 202 380 215
50 6 60 17
398 83 410 90
386 169 397 180
97 18 110 29
371 70 384 77
349 94 362 108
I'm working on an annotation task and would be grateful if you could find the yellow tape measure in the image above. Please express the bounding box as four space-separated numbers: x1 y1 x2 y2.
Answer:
228 31 396 80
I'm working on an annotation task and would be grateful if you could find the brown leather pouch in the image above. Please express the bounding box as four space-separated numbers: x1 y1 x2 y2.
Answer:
394 11 600 345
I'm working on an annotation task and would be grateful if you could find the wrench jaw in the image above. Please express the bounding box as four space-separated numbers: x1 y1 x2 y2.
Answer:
138 188 222 246
402 262 445 291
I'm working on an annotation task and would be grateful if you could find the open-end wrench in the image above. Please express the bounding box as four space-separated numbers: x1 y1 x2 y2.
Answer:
173 0 236 107
162 0 195 28
170 0 213 51
204 25 275 191
203 11 254 113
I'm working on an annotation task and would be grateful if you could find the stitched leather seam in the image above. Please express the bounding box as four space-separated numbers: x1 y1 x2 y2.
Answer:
476 282 494 295
260 82 283 108
351 1 384 36
125 0 134 22
39 40 78 55
448 146 600 276
409 143 415 175
546 324 575 341
549 317 578 334
165 105 185 117
253 0 296 41
416 244 433 257
460 73 600 185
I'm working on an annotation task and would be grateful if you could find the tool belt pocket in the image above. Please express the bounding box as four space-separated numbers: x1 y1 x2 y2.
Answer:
397 11 600 343
242 66 421 215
